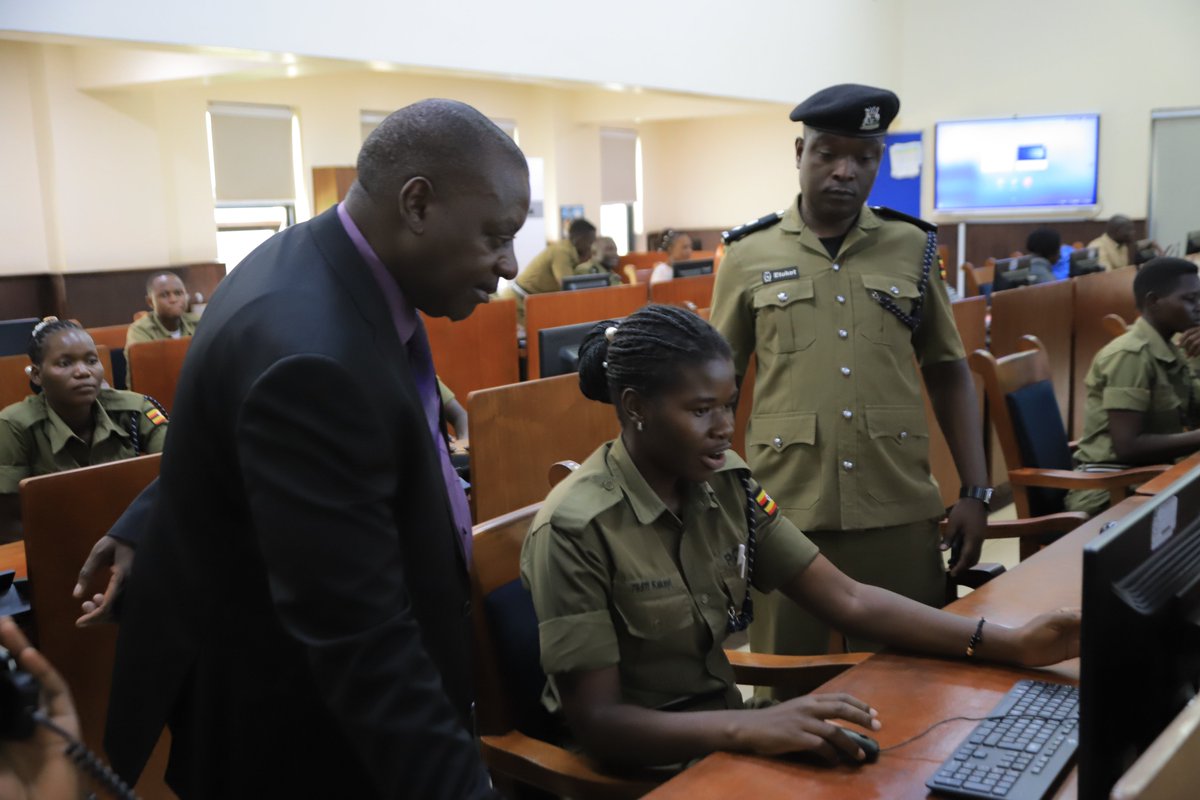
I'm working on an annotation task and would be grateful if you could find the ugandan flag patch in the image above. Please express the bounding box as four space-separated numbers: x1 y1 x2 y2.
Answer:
146 407 167 426
754 487 778 517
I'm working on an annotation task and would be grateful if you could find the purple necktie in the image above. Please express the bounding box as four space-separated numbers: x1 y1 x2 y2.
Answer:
406 318 474 560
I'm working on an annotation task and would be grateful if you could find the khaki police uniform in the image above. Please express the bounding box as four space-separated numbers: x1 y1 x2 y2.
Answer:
0 389 169 494
1066 317 1200 515
125 312 199 385
710 197 963 658
515 240 585 295
521 436 817 715
575 258 622 286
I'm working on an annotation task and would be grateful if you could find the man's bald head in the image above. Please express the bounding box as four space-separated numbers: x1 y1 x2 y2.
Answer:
356 99 527 201
1107 214 1134 244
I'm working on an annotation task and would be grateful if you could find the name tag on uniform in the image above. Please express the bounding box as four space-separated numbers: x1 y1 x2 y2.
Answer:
761 267 799 284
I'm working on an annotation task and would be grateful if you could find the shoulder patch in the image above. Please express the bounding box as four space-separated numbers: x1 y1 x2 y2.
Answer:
871 206 937 234
145 406 167 426
751 481 779 518
722 211 784 245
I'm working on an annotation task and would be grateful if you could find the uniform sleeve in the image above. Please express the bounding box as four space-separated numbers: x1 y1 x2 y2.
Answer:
912 243 967 367
521 521 619 676
550 248 579 287
136 398 170 453
710 246 756 376
0 417 32 495
436 379 455 407
746 480 819 592
1098 349 1156 412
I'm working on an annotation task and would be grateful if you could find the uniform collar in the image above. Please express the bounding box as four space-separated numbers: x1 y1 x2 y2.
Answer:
1131 316 1183 365
777 195 881 258
42 395 127 455
606 435 720 526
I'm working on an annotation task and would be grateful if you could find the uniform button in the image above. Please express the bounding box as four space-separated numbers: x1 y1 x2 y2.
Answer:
772 435 784 448
603 479 615 490
900 431 909 439
836 294 846 304
699 594 709 604
840 367 851 377
842 460 855 471
842 409 853 419
890 285 900 295
838 329 849 339
777 291 789 302
832 263 841 272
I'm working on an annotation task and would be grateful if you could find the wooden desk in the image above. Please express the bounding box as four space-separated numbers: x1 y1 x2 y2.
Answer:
645 497 1147 800
0 541 26 579
1135 451 1200 496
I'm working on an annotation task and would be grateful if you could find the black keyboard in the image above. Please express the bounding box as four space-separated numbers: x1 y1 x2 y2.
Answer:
926 679 1079 799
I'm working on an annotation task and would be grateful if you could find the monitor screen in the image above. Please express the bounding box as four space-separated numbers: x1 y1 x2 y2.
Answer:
1187 230 1200 256
537 320 603 378
672 259 714 279
1078 475 1200 798
934 114 1100 211
561 274 612 292
0 317 39 358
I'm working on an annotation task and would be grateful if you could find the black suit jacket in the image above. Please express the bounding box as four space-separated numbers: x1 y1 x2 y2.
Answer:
106 208 495 799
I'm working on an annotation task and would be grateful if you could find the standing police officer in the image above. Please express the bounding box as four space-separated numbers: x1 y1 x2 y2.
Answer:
710 84 990 663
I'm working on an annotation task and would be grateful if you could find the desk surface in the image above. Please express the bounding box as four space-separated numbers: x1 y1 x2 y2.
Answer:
644 498 1146 800
0 541 26 580
1135 450 1200 496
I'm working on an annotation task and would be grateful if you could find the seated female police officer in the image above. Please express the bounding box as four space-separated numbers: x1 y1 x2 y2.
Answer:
0 319 169 537
520 304 1080 769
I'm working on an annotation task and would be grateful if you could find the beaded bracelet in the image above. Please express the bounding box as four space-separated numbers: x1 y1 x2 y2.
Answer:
966 617 986 657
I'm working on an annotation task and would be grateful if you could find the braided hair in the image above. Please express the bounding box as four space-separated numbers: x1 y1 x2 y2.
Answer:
577 304 731 408
28 317 85 365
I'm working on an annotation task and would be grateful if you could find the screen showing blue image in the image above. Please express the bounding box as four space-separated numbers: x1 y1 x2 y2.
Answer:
935 115 1099 211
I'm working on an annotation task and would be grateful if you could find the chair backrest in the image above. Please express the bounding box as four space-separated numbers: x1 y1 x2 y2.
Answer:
616 252 664 271
963 262 994 297
969 337 1071 517
990 279 1075 434
0 346 115 411
525 283 647 379
127 336 191 412
468 374 620 521
18 453 161 754
649 273 716 309
470 503 549 738
422 299 520 400
1072 267 1138 435
1102 313 1132 340
84 324 130 350
0 318 39 357
1110 697 1200 800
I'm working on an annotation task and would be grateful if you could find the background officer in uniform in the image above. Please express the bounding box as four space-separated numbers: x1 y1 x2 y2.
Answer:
504 218 598 328
710 84 990 663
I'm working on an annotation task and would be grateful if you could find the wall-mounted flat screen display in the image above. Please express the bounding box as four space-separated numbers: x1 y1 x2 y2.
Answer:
935 114 1099 211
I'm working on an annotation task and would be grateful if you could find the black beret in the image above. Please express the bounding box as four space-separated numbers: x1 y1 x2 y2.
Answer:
789 83 900 138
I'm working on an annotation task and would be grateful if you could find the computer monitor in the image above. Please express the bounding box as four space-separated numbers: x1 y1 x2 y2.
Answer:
672 259 714 279
1135 239 1159 265
0 318 39 357
992 255 1037 292
1070 247 1099 263
1186 230 1200 256
1078 468 1200 798
537 320 606 378
561 274 612 292
1069 257 1104 278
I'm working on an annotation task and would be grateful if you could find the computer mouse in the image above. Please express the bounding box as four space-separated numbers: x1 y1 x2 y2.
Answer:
837 728 880 764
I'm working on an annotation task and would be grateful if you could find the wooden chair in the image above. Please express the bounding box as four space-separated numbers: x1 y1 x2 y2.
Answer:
1071 267 1138 435
969 336 1166 549
19 454 175 798
1110 697 1200 800
1101 312 1131 340
85 324 130 350
471 503 868 799
525 284 647 379
0 346 114 411
649 273 716 309
939 512 1089 592
962 262 993 297
422 299 520 400
990 280 1075 435
127 336 191 412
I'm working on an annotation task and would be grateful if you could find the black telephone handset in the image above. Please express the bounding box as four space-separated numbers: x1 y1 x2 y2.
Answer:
0 647 140 799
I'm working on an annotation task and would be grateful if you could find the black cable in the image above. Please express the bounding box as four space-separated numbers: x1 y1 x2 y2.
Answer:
880 712 1073 753
32 710 140 800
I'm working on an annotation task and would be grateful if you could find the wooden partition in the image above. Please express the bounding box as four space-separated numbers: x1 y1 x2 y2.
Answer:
19 454 175 798
0 345 113 411
1071 267 1138 434
923 296 988 507
617 252 664 270
422 299 520 399
524 283 648 379
468 374 620 521
649 273 716 309
128 336 192 412
990 280 1075 433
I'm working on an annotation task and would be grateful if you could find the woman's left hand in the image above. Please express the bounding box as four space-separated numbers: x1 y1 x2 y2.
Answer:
1012 608 1081 667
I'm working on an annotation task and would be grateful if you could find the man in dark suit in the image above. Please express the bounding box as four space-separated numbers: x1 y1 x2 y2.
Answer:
75 99 529 798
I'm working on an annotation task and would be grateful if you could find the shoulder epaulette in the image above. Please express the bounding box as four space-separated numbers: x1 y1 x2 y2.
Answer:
871 206 937 234
722 211 784 245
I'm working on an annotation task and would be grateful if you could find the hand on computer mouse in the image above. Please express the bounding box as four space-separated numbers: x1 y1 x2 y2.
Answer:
735 693 880 764
834 727 880 764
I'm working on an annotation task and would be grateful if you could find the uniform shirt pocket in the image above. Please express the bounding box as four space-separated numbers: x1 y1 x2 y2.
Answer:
862 405 930 503
613 587 696 641
752 279 816 353
859 274 920 345
746 412 820 509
